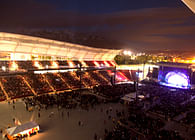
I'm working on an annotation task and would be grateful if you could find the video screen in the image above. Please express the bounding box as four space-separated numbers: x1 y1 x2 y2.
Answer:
158 66 191 89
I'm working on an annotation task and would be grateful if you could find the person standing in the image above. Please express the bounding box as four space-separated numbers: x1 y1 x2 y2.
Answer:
38 112 40 118
78 121 81 126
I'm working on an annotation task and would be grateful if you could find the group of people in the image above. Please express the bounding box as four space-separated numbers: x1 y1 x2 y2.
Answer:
104 81 195 140
0 76 34 99
23 90 103 112
139 81 194 119
93 84 135 99
0 90 6 101
0 68 113 101
1 64 195 140
24 74 53 94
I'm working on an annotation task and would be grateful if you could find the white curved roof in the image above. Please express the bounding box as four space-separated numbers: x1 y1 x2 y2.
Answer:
0 32 121 61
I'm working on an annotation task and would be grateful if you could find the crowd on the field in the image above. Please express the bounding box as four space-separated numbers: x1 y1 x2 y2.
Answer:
3 79 195 140
93 84 135 99
23 90 102 111
102 81 195 140
138 82 194 119
0 76 33 99
0 61 194 139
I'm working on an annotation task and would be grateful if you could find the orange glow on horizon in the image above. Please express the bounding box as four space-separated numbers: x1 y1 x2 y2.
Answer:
192 58 195 63
175 58 195 64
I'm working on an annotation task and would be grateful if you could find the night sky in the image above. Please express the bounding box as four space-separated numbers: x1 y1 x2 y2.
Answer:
0 0 195 51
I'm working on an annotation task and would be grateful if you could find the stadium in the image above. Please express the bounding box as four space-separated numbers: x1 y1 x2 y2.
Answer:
0 32 125 101
0 32 195 140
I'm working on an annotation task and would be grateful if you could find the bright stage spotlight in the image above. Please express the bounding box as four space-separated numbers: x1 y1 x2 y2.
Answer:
165 72 190 88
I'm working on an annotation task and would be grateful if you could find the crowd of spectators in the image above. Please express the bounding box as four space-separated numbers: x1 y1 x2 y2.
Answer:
99 71 111 81
0 89 6 101
24 90 102 111
60 72 83 89
105 124 132 140
0 76 33 99
17 61 37 70
84 61 95 67
93 84 135 99
24 74 53 94
0 69 114 99
39 61 52 68
103 80 195 140
128 112 164 135
180 111 195 129
89 71 110 85
57 60 69 67
45 73 69 91
151 130 184 140
82 72 98 88
138 81 194 118
0 72 193 140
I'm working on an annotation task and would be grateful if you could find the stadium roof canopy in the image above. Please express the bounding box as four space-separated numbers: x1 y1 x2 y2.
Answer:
0 32 121 61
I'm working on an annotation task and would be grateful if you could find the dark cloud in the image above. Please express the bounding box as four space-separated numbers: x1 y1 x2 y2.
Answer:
0 0 85 28
92 7 195 51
